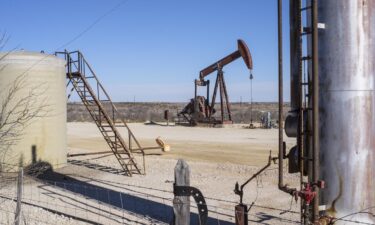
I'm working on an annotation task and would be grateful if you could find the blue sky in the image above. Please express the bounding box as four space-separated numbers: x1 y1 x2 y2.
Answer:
1 0 291 102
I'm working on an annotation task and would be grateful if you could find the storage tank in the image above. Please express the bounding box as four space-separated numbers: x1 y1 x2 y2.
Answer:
317 1 375 223
0 51 66 171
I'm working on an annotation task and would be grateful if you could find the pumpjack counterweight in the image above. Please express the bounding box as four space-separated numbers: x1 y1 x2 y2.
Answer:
56 51 144 176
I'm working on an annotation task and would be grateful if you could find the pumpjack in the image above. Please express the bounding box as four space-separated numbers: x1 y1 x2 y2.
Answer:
179 39 253 126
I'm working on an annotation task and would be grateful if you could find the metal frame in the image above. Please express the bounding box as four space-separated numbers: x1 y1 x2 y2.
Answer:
56 50 146 176
278 0 322 224
187 39 253 126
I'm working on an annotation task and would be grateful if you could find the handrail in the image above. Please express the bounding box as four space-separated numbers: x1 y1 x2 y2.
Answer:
61 50 147 174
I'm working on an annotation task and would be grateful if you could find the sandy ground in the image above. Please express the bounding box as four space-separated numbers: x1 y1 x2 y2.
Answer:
68 122 296 166
1 122 302 225
66 122 301 224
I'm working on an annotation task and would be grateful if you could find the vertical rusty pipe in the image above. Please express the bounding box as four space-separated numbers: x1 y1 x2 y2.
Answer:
207 80 210 106
311 0 319 221
278 0 284 190
194 80 198 116
277 0 296 198
289 0 301 111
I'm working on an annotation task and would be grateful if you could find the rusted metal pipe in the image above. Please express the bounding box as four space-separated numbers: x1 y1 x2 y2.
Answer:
235 151 277 204
277 0 296 197
289 0 302 111
278 0 283 190
311 0 319 221
278 0 288 191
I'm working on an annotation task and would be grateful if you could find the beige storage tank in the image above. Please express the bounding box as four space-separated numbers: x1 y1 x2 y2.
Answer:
0 51 66 171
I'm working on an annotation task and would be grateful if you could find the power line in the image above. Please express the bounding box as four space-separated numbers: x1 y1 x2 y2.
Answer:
4 0 129 80
55 0 129 51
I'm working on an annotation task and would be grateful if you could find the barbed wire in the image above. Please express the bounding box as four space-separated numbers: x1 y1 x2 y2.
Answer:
0 174 298 224
0 161 301 218
3 160 374 225
330 206 375 225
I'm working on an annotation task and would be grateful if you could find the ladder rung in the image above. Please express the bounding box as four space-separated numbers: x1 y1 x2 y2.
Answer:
86 105 99 108
301 157 313 161
99 129 113 133
105 136 117 138
300 6 311 11
101 122 113 126
303 27 311 33
301 27 311 36
301 56 311 61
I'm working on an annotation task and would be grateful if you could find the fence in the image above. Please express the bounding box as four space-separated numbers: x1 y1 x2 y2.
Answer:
0 166 305 225
1 165 373 225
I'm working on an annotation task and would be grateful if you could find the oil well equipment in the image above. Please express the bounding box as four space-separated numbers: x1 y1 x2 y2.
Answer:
0 51 67 171
278 0 375 224
56 51 167 176
179 39 253 126
0 49 167 175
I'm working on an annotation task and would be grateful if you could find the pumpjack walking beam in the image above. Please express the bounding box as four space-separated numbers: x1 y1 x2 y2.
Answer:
56 50 145 176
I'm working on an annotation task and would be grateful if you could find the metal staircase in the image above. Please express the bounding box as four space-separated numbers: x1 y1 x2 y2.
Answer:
56 50 145 176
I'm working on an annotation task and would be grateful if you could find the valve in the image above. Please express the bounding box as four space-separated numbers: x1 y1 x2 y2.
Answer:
293 180 324 206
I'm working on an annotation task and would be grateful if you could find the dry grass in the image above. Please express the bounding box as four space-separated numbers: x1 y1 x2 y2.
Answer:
67 102 290 123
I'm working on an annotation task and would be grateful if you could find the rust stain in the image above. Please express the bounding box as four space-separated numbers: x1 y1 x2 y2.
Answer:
326 170 342 217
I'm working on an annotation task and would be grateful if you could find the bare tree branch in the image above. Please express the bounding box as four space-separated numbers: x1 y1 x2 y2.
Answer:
0 33 50 172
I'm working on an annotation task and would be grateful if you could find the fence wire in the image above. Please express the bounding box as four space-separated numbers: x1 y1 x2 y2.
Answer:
0 171 299 225
0 171 373 225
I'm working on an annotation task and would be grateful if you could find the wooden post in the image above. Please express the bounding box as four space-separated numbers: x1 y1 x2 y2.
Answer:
173 159 190 225
14 168 23 225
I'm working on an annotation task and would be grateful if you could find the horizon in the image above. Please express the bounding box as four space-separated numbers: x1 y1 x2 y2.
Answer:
67 101 291 104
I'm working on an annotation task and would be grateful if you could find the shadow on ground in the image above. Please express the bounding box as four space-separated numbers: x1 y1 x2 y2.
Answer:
68 159 128 176
35 168 234 225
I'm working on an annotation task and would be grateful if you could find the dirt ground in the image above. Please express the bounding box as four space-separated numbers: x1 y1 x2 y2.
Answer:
68 122 296 166
65 122 301 224
1 122 302 225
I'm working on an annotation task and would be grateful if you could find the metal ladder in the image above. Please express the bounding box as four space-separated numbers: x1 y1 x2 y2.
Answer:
293 0 318 222
56 51 145 176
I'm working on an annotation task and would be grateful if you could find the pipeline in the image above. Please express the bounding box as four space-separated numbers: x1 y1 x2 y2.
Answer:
277 0 295 196
311 0 320 220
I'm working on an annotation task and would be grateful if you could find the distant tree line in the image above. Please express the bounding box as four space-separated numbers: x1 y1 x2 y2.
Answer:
67 102 290 124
